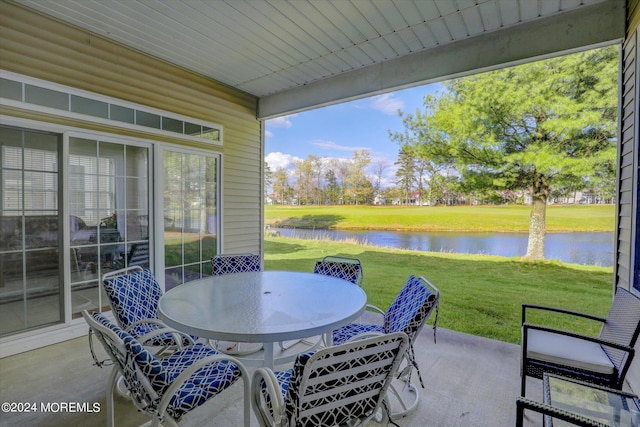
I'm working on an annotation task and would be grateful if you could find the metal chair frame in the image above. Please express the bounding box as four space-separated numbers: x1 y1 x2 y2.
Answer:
331 275 440 419
313 255 364 287
251 332 409 427
83 310 251 427
102 266 190 351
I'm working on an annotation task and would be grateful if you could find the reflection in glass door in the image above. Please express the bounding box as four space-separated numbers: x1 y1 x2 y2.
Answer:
0 126 63 336
69 137 149 316
163 151 217 290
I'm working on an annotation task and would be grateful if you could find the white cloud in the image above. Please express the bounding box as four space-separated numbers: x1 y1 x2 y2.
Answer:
368 93 405 115
266 114 297 129
265 151 300 170
311 139 369 152
265 129 273 138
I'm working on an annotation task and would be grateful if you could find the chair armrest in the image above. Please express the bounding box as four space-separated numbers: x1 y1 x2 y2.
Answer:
126 318 194 349
364 304 386 316
158 354 251 427
251 367 286 427
516 397 603 427
523 323 635 354
125 317 170 331
136 327 196 350
522 304 606 325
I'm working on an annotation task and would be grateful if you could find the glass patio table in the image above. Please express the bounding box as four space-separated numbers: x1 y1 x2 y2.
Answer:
158 270 367 368
543 373 640 426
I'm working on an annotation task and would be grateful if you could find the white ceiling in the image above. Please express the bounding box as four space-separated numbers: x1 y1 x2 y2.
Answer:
16 0 624 118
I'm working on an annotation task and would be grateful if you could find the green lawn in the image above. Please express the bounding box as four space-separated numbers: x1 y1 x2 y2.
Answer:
264 235 614 345
265 204 615 232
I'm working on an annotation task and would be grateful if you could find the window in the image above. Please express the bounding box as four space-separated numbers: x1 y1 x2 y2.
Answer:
0 126 63 336
163 151 217 290
69 137 150 316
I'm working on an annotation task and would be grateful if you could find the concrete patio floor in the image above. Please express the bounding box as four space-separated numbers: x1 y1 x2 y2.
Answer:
0 324 547 427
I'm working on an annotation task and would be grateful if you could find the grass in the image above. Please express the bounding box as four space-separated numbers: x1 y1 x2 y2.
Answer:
264 235 614 345
265 204 615 232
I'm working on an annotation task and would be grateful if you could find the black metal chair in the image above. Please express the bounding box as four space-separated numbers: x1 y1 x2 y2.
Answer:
521 286 640 396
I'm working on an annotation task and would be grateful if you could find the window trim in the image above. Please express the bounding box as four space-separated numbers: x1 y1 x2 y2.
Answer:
0 70 223 146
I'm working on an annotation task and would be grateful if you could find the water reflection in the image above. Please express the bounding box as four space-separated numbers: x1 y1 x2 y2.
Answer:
272 228 614 267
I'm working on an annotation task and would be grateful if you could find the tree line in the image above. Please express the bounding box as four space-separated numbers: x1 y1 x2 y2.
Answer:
265 143 614 208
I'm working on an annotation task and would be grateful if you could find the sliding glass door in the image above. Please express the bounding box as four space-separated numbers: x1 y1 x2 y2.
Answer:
0 126 63 335
163 150 218 290
68 136 150 316
0 123 219 338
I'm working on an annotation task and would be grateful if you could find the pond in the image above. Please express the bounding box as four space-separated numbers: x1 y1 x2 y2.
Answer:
271 228 614 267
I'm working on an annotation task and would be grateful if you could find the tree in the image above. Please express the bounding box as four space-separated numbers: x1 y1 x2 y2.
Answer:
324 169 341 204
391 46 618 260
330 158 350 204
394 149 415 205
264 161 273 200
346 150 372 205
372 159 389 201
273 167 290 205
293 158 314 205
309 154 324 205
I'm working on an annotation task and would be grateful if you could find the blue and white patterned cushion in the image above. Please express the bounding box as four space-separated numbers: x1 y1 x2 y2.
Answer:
331 324 384 345
384 275 433 338
103 269 190 346
313 260 362 285
92 312 241 421
332 275 435 345
160 344 241 419
211 254 261 275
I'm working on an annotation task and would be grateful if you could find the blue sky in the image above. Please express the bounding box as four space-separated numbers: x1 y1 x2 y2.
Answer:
265 82 443 188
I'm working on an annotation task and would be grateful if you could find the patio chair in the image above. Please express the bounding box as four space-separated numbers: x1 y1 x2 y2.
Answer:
280 255 364 351
102 266 192 351
211 253 261 275
278 255 365 352
210 253 263 355
313 255 363 286
251 332 409 427
127 240 149 268
83 310 250 427
330 275 440 419
520 286 640 396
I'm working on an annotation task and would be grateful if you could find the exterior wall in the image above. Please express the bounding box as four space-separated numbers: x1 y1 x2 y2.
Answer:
0 1 263 258
617 4 638 292
0 1 262 353
620 0 640 395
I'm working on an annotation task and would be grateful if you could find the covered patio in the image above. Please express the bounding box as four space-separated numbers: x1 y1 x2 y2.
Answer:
1 0 640 425
0 324 544 426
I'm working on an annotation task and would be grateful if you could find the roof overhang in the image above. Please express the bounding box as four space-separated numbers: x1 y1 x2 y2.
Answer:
14 0 626 120
259 0 625 118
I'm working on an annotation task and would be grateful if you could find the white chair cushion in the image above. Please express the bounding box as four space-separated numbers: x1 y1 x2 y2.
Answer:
526 329 615 374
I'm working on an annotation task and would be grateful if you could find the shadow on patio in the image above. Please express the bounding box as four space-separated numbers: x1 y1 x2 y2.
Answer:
0 321 553 427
